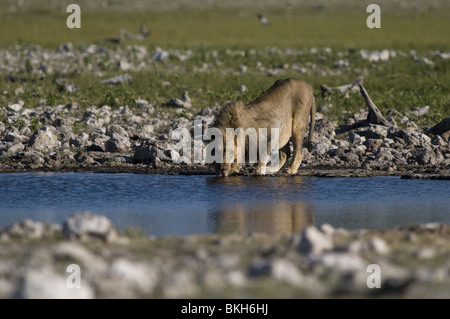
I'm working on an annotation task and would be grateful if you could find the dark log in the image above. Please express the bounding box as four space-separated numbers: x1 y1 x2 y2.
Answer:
320 76 364 97
103 25 149 44
358 84 391 127
426 117 450 140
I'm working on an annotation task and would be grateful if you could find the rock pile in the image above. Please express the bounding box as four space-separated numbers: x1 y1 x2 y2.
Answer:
0 95 449 174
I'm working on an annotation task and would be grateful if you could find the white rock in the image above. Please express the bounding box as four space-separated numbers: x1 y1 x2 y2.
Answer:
345 240 363 254
360 49 390 62
271 259 304 285
136 99 149 108
7 102 23 113
118 59 131 71
6 219 45 239
63 212 117 242
140 124 154 136
101 74 132 84
369 236 390 255
69 133 89 148
51 242 106 272
26 126 59 153
238 65 247 73
106 124 128 137
4 142 25 155
317 252 366 272
150 47 169 62
415 247 436 260
181 90 191 103
237 85 247 92
320 224 335 236
167 96 192 109
0 277 15 297
104 134 131 153
108 258 158 293
225 270 247 287
298 226 333 254
5 132 27 143
437 52 450 59
162 270 198 298
333 59 349 68
409 105 430 117
18 268 94 299
312 142 330 157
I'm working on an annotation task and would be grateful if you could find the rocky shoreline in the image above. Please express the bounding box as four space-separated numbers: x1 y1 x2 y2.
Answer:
2 212 450 298
1 96 449 176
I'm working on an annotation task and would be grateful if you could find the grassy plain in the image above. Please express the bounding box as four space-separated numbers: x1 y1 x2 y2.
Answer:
0 1 448 127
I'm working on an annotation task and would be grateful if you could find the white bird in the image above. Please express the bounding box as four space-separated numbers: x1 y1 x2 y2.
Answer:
257 13 270 26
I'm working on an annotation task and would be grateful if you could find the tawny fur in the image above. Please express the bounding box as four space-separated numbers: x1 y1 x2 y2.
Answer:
212 78 316 176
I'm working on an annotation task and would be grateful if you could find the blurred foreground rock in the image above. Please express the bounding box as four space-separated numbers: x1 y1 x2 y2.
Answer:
2 214 450 298
62 212 117 242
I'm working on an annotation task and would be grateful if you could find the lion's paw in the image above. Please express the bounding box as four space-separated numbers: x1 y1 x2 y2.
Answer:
257 166 267 175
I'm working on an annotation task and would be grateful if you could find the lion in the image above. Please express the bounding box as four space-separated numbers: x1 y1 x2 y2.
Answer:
211 78 316 176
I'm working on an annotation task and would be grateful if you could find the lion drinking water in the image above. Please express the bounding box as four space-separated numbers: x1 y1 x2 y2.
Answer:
212 78 316 176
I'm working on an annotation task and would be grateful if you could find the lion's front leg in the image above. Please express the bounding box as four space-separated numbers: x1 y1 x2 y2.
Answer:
256 163 267 175
268 143 289 173
230 162 242 174
257 148 286 175
255 150 269 175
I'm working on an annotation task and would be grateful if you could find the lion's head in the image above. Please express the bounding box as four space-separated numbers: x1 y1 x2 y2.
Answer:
211 101 245 177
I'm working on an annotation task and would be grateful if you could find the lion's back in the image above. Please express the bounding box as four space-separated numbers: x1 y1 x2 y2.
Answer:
248 78 312 113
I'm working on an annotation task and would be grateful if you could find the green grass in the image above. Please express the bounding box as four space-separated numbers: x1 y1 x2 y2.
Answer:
1 50 447 128
0 5 449 50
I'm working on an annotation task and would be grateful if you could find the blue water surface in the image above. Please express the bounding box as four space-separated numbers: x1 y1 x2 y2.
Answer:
0 173 448 236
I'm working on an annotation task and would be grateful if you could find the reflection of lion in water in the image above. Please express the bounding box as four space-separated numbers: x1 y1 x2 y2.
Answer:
212 78 316 176
214 201 315 235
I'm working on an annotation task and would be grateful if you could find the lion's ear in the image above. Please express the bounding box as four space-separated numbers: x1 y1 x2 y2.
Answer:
235 101 245 109
233 101 245 117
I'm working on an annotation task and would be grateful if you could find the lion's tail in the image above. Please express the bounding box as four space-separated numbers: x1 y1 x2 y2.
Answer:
307 95 316 152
